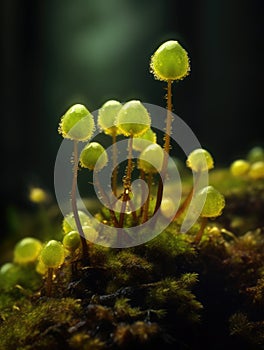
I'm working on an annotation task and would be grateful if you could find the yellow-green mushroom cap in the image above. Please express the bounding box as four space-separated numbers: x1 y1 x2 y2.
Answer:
248 161 264 179
197 186 225 218
115 100 151 137
138 143 164 173
0 262 16 275
98 100 122 136
59 104 95 141
150 40 190 81
0 263 20 288
36 259 48 275
160 197 177 218
186 148 214 172
132 128 157 152
62 210 91 234
40 240 65 268
29 187 48 204
230 159 250 177
247 146 264 163
82 225 99 242
14 237 42 264
80 142 108 171
63 231 81 252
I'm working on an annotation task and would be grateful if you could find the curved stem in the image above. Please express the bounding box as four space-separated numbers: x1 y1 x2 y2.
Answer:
173 187 194 220
94 171 120 227
194 217 208 245
72 140 89 265
139 170 146 219
119 135 133 227
142 173 152 223
154 79 173 214
112 131 118 197
173 171 201 220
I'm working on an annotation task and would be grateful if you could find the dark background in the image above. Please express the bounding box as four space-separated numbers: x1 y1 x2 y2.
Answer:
1 0 263 213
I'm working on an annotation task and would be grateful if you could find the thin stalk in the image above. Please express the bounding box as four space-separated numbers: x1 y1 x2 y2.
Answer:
154 79 173 214
112 130 118 197
119 135 133 227
173 187 193 220
46 267 53 297
139 169 146 219
94 171 120 227
173 171 201 220
72 140 89 265
194 217 208 245
142 173 153 223
124 193 138 224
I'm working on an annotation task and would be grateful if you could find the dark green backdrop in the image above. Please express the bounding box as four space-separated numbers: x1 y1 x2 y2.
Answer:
1 0 263 210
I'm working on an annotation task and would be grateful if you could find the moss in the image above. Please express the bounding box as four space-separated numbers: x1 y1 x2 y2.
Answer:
68 333 106 350
145 225 196 272
2 36 264 349
229 313 264 347
113 321 159 348
147 274 203 324
114 298 143 320
0 263 42 292
0 298 81 350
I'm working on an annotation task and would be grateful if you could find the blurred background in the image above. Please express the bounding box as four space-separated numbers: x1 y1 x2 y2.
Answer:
1 0 263 230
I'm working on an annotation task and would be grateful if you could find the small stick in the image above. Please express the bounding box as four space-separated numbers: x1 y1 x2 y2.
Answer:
194 217 208 245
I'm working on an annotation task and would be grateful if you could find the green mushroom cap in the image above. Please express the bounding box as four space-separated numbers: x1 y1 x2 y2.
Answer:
62 210 91 234
197 186 225 218
247 146 264 163
138 143 164 173
14 237 42 264
230 159 250 177
115 100 151 137
150 40 190 81
59 104 95 141
80 142 108 171
248 161 264 180
98 100 122 136
40 240 65 268
133 128 157 152
82 225 99 242
63 231 81 252
186 148 214 172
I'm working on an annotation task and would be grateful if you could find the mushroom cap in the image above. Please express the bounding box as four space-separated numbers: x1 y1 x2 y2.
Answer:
115 100 151 137
150 40 190 81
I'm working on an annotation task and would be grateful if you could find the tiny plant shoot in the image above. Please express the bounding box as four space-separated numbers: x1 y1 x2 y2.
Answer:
98 100 122 196
39 240 65 296
115 100 151 227
1 38 263 350
59 104 95 264
174 148 214 220
56 39 224 263
150 40 190 214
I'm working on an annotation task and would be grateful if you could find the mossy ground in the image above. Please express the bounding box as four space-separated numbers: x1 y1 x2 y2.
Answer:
1 169 264 350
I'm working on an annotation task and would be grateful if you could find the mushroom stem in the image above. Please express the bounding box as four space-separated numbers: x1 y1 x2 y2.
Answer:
94 171 120 227
139 169 146 218
154 79 173 214
142 173 153 223
72 140 89 265
46 267 53 297
194 217 208 244
119 135 133 227
174 171 201 220
112 130 118 197
174 187 194 220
